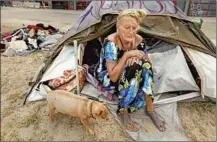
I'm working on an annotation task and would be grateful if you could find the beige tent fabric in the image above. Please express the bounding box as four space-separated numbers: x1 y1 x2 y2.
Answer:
51 14 215 58
140 15 216 57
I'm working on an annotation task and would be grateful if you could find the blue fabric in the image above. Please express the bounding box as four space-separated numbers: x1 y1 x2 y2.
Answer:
104 41 118 61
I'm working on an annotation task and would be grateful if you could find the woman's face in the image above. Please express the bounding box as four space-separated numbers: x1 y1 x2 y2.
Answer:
117 16 139 42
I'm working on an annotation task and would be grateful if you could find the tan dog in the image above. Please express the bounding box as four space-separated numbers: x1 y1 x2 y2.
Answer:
46 88 109 135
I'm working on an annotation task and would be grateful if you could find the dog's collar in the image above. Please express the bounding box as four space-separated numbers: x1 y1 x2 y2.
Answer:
90 101 96 119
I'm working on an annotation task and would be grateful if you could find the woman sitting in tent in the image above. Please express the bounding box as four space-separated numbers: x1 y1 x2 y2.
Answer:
95 9 166 132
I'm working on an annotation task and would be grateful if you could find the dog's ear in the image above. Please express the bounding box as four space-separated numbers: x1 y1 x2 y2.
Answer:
96 109 102 116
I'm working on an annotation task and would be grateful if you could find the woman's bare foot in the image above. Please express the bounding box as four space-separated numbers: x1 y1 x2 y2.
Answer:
117 113 139 132
147 111 166 132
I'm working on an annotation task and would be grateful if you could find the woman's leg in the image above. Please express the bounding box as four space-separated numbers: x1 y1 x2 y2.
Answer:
145 94 166 132
142 61 166 132
117 108 138 131
117 63 144 131
96 65 140 131
145 94 154 112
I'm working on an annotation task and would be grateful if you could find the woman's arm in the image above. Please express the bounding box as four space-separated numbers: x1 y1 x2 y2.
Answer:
106 50 144 82
106 52 129 82
104 34 145 82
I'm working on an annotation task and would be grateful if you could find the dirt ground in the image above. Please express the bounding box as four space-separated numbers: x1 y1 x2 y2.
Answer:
1 8 216 141
1 52 132 141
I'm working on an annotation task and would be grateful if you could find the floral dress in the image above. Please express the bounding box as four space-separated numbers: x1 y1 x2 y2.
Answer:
95 38 154 114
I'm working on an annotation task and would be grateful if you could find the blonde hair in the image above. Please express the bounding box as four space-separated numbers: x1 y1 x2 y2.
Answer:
117 9 147 24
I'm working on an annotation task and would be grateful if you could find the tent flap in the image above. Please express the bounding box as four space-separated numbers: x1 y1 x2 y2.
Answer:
149 42 199 94
185 48 216 100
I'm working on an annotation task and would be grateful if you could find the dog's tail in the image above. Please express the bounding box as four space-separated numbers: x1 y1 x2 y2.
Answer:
41 84 52 94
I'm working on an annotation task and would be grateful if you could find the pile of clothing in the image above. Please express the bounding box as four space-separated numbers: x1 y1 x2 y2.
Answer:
1 23 63 56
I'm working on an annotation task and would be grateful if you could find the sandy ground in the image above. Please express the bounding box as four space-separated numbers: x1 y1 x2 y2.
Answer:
1 7 216 141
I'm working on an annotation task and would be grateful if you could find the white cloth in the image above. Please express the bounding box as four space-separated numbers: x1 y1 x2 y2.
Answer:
8 40 28 52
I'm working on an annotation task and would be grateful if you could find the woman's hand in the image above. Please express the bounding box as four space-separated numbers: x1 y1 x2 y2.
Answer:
125 50 145 59
126 57 139 66
143 54 151 63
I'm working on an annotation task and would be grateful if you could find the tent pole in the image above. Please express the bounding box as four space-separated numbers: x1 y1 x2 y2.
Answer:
153 92 200 105
73 40 80 95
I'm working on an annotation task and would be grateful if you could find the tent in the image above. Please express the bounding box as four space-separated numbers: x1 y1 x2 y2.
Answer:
23 1 216 141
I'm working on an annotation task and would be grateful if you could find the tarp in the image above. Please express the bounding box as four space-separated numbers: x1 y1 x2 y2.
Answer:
69 0 189 35
109 102 189 141
81 83 189 141
185 48 216 100
50 1 215 63
140 16 216 57
149 42 199 94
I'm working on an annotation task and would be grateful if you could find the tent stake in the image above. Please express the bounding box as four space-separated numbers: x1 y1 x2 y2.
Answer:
73 40 80 95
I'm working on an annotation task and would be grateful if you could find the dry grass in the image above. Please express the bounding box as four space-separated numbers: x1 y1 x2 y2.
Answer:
1 107 13 118
178 101 216 141
19 110 40 128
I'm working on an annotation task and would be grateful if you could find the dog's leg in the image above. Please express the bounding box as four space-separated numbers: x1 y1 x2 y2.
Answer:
80 118 95 135
48 103 55 121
